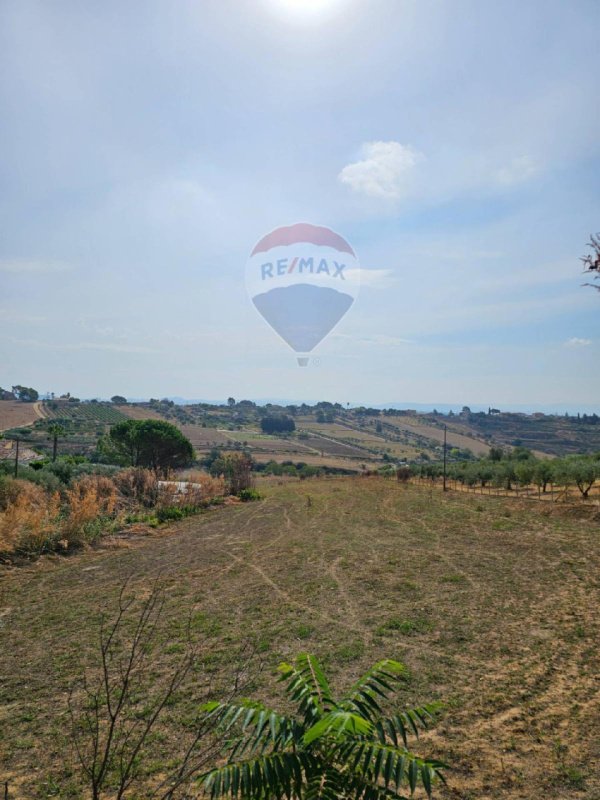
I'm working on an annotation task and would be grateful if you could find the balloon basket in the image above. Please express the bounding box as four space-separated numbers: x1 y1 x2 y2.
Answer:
296 356 309 367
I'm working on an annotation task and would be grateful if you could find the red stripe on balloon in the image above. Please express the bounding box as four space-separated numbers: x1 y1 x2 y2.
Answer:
251 223 355 257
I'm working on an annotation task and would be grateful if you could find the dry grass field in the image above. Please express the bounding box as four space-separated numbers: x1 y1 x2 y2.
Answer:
383 419 491 457
0 401 44 432
115 404 166 422
1 478 598 799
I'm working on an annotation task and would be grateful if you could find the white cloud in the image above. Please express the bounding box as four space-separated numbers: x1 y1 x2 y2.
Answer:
564 337 592 348
338 141 424 199
0 259 72 274
494 155 539 187
356 268 396 288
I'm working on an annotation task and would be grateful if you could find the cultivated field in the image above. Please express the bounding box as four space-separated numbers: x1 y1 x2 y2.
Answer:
1 479 598 799
115 404 166 422
384 418 491 457
0 401 44 432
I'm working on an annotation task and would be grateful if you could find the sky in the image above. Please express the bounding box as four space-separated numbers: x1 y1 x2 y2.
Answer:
1 0 599 409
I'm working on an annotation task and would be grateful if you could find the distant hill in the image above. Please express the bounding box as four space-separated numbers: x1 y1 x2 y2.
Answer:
434 410 600 456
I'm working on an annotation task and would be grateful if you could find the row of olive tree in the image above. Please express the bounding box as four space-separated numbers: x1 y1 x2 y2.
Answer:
411 453 599 498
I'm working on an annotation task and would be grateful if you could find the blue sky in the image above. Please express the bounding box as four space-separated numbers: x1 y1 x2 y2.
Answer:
1 0 598 408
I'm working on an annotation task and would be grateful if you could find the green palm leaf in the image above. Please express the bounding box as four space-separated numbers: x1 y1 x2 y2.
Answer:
200 701 301 756
375 704 442 747
336 739 447 796
200 751 313 800
278 653 336 724
303 710 373 745
201 655 446 800
304 767 348 800
341 660 408 722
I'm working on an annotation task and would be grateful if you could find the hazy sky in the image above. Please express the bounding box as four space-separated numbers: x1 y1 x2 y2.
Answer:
1 0 598 407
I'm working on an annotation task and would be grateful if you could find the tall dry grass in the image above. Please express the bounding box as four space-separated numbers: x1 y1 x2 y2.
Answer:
0 468 225 556
61 475 119 543
0 481 61 554
113 467 159 507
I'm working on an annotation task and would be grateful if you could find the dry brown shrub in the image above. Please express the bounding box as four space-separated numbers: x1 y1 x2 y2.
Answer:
113 468 158 507
156 472 225 509
156 481 179 509
0 482 60 553
62 475 118 541
188 471 225 501
0 476 29 511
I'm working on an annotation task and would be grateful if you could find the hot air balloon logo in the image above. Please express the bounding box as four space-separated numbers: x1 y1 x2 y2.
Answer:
245 223 360 365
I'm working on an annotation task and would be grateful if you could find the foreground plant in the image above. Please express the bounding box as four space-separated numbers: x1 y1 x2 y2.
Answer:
68 580 257 800
200 653 446 800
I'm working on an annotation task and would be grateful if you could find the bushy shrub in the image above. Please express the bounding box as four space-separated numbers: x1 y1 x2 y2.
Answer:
46 460 73 484
0 475 27 511
238 488 261 502
61 475 119 544
26 469 62 494
113 467 159 507
156 506 185 522
0 481 61 554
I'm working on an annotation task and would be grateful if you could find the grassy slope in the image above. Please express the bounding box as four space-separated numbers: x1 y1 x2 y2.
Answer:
1 479 598 799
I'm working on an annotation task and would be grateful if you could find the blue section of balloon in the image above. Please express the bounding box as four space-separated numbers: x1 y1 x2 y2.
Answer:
252 283 354 352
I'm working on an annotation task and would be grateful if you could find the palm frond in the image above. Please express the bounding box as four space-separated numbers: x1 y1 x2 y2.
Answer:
200 701 301 756
304 767 348 800
334 739 447 796
304 710 373 745
344 772 415 800
278 654 336 724
374 704 442 747
340 660 407 722
200 750 314 800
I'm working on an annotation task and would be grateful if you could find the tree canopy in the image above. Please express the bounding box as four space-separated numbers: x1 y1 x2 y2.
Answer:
12 385 39 402
107 419 194 476
260 415 296 434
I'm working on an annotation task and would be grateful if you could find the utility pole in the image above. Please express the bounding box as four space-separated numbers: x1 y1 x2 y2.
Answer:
442 424 447 492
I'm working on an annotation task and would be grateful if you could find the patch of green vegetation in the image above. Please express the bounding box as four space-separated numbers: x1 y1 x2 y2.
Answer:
440 573 468 584
492 518 516 531
294 623 314 639
332 639 365 663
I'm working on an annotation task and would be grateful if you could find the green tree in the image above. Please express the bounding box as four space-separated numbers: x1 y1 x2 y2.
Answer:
48 423 66 462
260 416 296 434
210 452 254 494
108 419 194 477
514 460 534 489
533 460 554 493
492 461 516 491
200 653 445 800
559 458 597 498
111 395 127 404
12 385 39 402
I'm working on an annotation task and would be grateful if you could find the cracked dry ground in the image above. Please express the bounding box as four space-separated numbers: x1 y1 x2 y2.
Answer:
1 477 598 799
